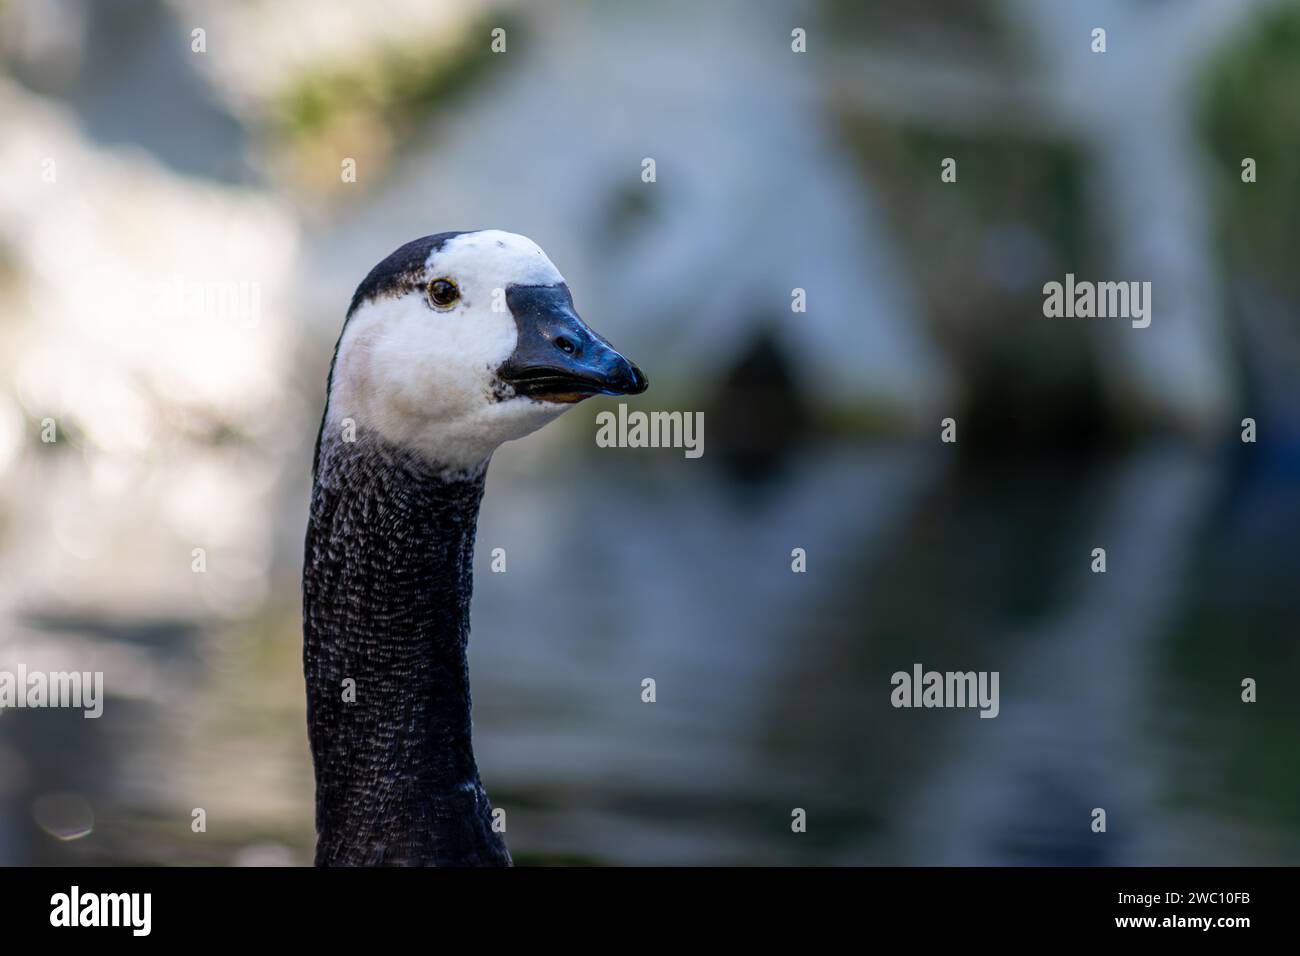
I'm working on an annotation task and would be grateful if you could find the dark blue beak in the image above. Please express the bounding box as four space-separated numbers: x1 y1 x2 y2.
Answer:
497 284 648 403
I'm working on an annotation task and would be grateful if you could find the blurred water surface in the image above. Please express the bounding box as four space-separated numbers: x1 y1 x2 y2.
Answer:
3 438 1296 866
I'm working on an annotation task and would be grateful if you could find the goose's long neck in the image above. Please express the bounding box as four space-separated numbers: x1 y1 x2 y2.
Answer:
302 434 510 866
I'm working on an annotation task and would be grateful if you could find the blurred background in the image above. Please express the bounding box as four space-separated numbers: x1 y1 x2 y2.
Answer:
0 0 1298 865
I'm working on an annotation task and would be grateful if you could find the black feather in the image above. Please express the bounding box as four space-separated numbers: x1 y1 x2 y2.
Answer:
303 430 510 867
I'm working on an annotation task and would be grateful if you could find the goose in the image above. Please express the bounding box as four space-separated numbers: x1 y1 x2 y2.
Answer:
302 230 647 866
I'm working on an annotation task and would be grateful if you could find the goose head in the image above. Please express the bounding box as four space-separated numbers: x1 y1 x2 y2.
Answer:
325 229 647 472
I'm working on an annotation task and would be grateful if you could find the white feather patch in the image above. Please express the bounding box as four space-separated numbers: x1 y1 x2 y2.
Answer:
325 231 571 472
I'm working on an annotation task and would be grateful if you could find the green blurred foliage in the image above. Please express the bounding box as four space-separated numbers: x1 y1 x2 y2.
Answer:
272 13 518 160
1201 2 1300 301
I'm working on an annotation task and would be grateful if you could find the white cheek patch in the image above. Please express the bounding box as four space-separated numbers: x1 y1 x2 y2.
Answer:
326 298 563 471
324 230 579 473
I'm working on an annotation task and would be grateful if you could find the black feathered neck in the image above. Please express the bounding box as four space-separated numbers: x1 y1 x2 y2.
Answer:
302 432 510 866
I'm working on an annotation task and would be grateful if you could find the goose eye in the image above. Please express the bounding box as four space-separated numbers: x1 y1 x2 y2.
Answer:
428 278 460 309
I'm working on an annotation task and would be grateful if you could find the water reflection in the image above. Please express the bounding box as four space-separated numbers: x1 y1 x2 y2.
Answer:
1 440 1297 865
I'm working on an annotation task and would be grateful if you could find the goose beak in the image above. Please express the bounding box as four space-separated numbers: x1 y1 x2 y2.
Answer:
498 284 648 403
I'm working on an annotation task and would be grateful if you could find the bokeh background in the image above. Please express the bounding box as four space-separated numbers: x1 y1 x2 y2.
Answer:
1 0 1298 865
